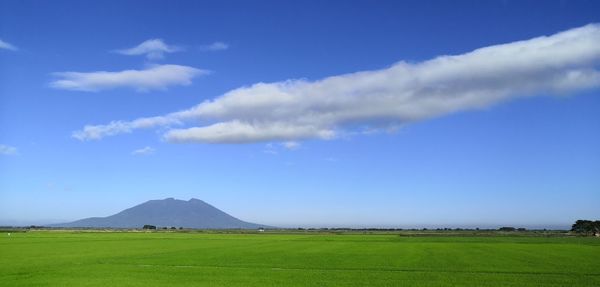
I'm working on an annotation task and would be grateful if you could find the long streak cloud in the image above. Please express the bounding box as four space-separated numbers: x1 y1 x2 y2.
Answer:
51 65 207 92
73 24 600 143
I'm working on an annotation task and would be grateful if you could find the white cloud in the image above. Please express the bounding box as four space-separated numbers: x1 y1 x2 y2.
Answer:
262 141 300 154
72 24 600 144
0 145 18 155
50 64 208 92
72 116 181 140
199 41 229 51
0 39 17 51
263 143 278 155
164 121 334 143
282 141 301 150
115 39 181 60
132 146 156 156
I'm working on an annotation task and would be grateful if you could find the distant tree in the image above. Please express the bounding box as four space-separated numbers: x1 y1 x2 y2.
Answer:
178 227 183 230
170 227 176 230
571 220 592 235
499 227 516 232
571 220 600 236
142 225 156 230
517 228 526 232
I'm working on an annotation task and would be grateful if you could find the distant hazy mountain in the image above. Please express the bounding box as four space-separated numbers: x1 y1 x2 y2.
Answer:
51 198 266 229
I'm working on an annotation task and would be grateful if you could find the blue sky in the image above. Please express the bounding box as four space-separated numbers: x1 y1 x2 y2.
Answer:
1 0 599 228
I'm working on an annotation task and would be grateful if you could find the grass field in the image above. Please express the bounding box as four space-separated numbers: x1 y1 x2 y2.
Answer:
1 231 599 286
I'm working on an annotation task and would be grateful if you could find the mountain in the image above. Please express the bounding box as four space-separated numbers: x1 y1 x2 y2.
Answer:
51 198 266 229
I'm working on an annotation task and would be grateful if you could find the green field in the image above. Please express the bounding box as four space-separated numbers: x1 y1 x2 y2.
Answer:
1 231 599 286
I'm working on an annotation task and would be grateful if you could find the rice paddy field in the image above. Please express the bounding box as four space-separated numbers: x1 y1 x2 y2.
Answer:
1 231 599 286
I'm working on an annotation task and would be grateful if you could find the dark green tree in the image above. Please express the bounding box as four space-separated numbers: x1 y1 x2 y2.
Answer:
571 220 600 236
498 227 516 232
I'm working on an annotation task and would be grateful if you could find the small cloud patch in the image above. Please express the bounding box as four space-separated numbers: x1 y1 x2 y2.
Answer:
0 144 18 156
199 42 229 52
115 39 181 60
50 64 207 92
0 39 17 51
132 146 156 156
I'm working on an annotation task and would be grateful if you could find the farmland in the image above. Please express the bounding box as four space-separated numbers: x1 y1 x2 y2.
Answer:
1 231 599 286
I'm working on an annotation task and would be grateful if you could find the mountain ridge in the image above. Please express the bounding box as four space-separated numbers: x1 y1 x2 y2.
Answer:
51 198 267 229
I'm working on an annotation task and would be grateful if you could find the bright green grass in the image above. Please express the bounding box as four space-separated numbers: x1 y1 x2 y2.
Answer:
1 232 599 286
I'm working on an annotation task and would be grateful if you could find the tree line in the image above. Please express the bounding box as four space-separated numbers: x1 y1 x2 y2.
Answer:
571 220 600 236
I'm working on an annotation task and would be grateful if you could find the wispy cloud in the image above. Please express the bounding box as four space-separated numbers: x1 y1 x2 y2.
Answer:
262 141 300 154
50 64 208 92
263 143 278 155
72 116 181 140
132 146 156 156
0 39 18 51
115 39 181 60
0 144 18 155
282 141 300 150
199 41 229 52
72 24 600 144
